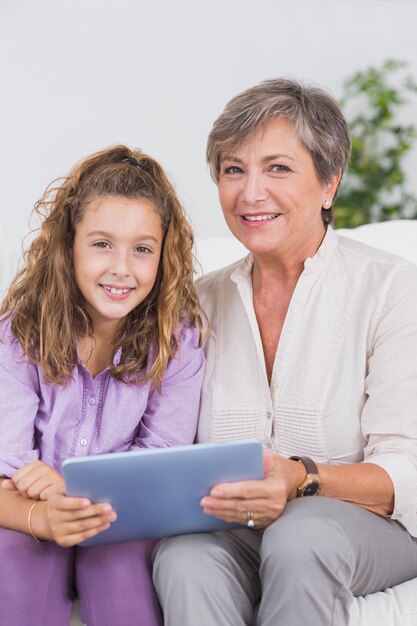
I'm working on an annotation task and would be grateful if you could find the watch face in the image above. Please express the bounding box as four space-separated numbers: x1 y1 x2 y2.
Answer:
303 482 320 496
300 477 321 496
303 481 320 496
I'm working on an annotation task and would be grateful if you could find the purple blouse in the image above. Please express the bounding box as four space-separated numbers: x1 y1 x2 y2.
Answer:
0 320 204 477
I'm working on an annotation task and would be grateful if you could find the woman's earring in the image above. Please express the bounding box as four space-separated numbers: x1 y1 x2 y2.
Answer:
323 199 331 209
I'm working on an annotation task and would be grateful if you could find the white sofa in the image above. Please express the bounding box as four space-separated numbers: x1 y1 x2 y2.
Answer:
1 220 417 625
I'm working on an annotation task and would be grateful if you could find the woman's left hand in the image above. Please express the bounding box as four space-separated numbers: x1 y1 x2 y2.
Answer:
201 452 305 529
1 460 65 500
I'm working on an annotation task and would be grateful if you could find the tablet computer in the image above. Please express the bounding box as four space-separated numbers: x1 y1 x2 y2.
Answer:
62 440 263 546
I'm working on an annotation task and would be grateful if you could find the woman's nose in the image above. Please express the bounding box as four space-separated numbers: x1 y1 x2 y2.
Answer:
241 170 268 205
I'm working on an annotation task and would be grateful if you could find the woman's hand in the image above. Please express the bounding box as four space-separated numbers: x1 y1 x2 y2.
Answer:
1 460 65 500
201 452 306 529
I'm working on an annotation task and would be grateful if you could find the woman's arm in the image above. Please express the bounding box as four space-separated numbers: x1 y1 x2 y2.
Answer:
318 461 394 516
201 452 394 528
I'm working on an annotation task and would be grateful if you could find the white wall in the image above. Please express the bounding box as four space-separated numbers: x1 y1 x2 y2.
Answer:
1 0 417 244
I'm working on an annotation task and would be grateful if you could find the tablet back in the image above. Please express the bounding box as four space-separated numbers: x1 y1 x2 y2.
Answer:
63 440 263 546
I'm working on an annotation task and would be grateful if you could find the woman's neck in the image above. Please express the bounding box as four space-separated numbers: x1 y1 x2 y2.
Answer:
252 224 327 293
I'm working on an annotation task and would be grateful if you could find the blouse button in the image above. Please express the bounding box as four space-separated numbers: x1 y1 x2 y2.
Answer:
89 397 96 405
80 438 87 446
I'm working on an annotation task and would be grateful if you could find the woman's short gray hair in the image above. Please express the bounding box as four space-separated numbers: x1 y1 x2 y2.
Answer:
206 78 351 223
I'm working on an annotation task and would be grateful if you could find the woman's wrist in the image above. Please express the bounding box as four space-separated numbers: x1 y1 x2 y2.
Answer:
287 458 308 500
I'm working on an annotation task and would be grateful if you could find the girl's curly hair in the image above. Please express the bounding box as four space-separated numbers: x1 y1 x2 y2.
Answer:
1 145 203 388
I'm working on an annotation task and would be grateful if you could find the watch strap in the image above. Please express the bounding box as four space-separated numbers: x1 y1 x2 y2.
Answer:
289 455 321 497
289 455 319 475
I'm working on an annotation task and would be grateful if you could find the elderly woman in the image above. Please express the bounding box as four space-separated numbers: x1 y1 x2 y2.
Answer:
153 79 417 625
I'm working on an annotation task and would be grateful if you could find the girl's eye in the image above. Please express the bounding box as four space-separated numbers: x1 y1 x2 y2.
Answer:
270 164 290 173
93 241 110 249
136 246 152 254
223 165 243 175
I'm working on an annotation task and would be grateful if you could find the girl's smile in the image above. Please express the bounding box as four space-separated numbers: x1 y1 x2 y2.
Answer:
100 284 135 300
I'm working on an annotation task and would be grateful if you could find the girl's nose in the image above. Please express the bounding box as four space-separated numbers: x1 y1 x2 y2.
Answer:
110 251 131 277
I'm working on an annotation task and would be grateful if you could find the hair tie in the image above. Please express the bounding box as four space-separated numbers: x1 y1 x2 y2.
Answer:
122 156 141 168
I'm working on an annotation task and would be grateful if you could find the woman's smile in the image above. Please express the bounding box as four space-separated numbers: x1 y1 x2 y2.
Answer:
240 212 281 225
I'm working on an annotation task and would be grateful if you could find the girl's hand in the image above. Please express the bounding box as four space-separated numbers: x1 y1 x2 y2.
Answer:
2 460 65 500
33 493 118 547
200 452 306 529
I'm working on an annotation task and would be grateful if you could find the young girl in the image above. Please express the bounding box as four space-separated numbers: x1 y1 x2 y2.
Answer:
0 146 205 626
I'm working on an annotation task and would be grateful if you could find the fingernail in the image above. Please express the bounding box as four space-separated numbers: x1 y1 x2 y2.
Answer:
211 489 223 497
101 503 112 512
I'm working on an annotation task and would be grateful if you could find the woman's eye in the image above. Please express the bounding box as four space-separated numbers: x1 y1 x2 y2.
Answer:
223 166 243 175
270 164 290 173
93 241 110 249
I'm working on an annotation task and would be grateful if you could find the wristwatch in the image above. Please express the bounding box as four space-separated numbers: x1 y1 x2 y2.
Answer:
289 456 321 497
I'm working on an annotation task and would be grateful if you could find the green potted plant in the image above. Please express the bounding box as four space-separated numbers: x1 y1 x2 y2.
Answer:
335 60 417 228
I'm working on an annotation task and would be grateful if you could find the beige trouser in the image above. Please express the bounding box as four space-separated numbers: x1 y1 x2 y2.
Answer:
153 497 417 626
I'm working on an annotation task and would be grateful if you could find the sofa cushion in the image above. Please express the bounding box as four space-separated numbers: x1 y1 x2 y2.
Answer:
349 576 417 625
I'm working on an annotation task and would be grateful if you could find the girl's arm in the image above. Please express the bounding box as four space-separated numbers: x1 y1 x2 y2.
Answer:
0 476 117 545
0 477 45 535
2 460 65 500
131 324 205 449
0 321 43 479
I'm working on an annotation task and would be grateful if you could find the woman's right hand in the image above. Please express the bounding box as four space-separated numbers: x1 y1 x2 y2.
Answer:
201 451 306 529
32 494 117 546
